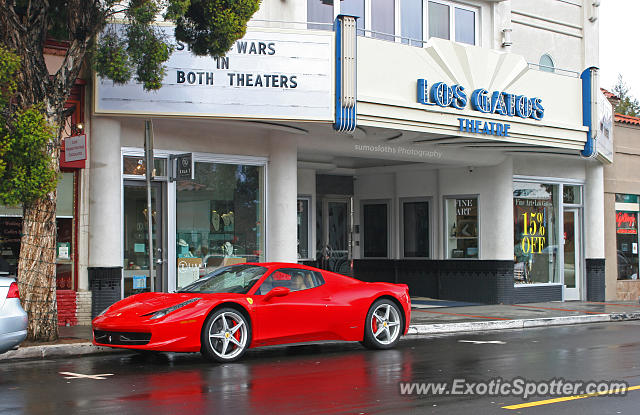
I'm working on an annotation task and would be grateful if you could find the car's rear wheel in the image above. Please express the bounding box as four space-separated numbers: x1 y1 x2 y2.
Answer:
362 299 402 349
201 308 251 363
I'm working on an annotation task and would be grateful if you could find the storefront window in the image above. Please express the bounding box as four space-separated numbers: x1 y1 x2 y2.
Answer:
402 199 430 258
297 198 311 260
362 201 389 258
122 156 167 177
615 193 639 280
563 185 581 204
513 183 560 284
0 173 76 288
445 197 478 259
176 162 264 289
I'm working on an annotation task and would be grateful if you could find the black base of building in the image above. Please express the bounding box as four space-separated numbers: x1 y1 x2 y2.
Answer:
88 267 122 319
513 284 562 303
352 260 515 304
586 258 606 302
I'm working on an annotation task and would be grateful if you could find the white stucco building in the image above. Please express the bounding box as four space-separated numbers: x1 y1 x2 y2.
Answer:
6 0 607 322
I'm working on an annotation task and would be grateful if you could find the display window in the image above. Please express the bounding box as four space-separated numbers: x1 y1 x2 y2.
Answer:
445 196 478 259
361 200 389 258
615 194 639 280
513 182 560 284
175 161 264 289
401 199 430 258
0 172 77 289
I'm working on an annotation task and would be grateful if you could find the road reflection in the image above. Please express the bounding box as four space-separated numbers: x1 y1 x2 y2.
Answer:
112 346 414 414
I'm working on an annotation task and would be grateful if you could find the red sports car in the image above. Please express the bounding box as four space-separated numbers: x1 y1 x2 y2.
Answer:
92 262 411 362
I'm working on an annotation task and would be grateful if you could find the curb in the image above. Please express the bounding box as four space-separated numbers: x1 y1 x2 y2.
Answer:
0 342 120 362
2 313 640 362
406 312 640 335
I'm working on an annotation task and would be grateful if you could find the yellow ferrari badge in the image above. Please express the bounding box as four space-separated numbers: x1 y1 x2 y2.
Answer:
246 297 253 305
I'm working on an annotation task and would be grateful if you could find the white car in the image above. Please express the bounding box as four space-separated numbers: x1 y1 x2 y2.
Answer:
0 277 28 354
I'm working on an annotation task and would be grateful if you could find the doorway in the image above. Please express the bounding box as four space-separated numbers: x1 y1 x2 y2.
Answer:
316 196 353 275
563 208 582 300
122 180 166 297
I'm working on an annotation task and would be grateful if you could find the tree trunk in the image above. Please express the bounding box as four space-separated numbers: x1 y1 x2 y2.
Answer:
16 138 60 342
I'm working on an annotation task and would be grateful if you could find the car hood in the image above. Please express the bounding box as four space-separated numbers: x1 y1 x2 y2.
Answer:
100 292 239 317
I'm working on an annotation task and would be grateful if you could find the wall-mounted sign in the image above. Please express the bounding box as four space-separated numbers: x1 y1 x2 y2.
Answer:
60 134 86 169
63 135 87 161
418 79 544 120
95 26 333 121
170 153 193 181
596 89 613 163
616 211 637 234
457 118 511 137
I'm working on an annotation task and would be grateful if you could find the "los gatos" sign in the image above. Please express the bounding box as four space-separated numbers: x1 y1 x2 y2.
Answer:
417 79 544 138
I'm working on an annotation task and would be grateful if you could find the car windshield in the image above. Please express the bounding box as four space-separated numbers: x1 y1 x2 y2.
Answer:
178 264 267 294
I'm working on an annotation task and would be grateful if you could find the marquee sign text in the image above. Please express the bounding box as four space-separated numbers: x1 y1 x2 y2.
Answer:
417 79 544 121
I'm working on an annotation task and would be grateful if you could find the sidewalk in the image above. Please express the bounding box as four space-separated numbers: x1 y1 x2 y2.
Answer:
2 299 640 361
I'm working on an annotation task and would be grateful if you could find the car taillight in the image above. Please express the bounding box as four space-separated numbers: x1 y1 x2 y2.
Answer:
7 282 20 299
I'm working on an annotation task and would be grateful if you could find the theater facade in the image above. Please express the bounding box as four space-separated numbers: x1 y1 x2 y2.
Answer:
85 2 608 307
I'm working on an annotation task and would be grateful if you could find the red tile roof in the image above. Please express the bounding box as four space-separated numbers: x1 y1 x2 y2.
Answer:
615 113 640 125
602 88 619 100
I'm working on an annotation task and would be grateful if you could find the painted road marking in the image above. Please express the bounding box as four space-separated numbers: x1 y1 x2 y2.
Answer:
502 385 640 410
59 372 114 380
458 340 506 345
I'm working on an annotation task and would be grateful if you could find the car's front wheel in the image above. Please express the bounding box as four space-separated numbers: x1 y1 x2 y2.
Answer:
362 299 403 349
201 308 251 363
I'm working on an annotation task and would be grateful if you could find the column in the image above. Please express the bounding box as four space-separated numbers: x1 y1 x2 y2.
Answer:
585 161 606 301
267 133 298 262
482 157 514 260
88 117 122 267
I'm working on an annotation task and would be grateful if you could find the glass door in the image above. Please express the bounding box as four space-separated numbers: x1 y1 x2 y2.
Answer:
563 208 581 300
317 197 352 275
123 180 165 297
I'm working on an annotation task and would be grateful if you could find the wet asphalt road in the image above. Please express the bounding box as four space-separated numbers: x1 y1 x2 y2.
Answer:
1 322 640 415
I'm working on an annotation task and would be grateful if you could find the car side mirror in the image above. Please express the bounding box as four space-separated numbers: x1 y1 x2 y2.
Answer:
264 286 290 301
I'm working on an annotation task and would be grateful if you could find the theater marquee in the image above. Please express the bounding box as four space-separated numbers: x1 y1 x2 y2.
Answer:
94 26 334 121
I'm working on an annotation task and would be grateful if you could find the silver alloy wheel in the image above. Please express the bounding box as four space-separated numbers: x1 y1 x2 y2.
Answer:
208 311 248 360
371 303 401 345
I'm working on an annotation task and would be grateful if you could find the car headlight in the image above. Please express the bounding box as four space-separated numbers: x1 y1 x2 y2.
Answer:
97 306 111 317
143 298 201 320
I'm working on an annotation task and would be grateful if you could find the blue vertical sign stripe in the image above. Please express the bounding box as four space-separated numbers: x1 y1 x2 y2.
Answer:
581 67 597 158
334 15 357 133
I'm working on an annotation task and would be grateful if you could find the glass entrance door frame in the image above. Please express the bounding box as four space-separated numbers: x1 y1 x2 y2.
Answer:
513 176 585 300
317 195 353 274
562 207 583 301
122 179 167 296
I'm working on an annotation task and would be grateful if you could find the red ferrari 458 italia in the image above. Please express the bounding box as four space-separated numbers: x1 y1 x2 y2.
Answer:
93 262 411 362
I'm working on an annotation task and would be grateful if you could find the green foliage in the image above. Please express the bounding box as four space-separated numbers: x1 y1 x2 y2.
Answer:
0 46 20 109
94 0 258 91
0 107 58 206
174 0 261 57
613 74 640 117
0 48 57 206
